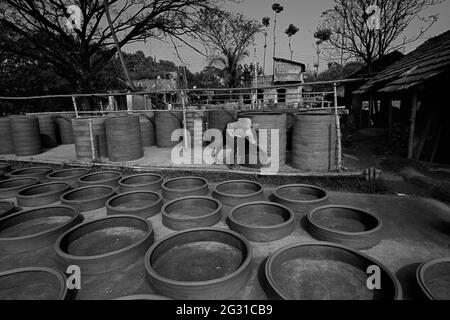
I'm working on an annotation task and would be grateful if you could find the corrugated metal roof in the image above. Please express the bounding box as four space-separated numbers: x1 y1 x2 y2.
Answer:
273 57 306 71
354 30 450 94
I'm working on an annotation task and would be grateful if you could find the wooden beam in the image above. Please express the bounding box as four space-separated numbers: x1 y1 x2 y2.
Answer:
407 93 418 160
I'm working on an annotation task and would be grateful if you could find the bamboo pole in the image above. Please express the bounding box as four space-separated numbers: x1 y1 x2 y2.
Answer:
333 82 342 171
180 91 188 149
0 78 368 101
71 97 79 118
88 119 96 162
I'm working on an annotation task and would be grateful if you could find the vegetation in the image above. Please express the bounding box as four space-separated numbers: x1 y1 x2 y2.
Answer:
318 0 443 72
262 17 271 74
271 3 284 74
194 10 262 88
285 24 300 60
0 0 222 93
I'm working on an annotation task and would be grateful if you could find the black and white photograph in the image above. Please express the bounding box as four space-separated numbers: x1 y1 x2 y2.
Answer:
0 0 449 308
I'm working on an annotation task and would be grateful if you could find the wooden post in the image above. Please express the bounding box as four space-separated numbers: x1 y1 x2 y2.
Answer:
407 93 418 160
388 99 393 144
430 125 443 164
351 94 362 129
416 103 437 161
334 82 342 171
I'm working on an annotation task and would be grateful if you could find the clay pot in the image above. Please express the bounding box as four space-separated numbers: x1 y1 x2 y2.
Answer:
162 176 209 200
212 180 264 207
307 205 382 250
227 202 294 242
162 196 222 231
55 215 154 275
145 228 252 300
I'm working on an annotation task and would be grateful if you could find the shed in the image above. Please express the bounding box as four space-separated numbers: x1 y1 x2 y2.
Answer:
353 30 450 163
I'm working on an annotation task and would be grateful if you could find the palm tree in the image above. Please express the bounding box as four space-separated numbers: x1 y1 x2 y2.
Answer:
313 28 332 76
285 24 299 60
262 17 270 75
272 3 284 75
209 48 249 88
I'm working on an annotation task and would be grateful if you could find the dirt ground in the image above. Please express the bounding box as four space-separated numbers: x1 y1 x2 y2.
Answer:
1 183 449 300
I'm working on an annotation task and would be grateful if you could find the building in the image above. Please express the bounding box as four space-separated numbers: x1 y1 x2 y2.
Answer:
254 57 306 106
342 51 404 128
126 71 181 110
352 30 450 164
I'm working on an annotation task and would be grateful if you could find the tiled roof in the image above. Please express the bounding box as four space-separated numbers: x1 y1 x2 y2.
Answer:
354 30 450 94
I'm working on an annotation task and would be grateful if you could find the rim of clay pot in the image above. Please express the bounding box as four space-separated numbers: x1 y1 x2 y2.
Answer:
106 191 163 214
47 168 91 180
229 201 294 230
0 200 16 218
162 196 222 221
293 111 333 116
265 242 401 300
0 267 68 300
213 180 263 200
78 171 121 184
272 184 328 205
308 205 383 236
162 176 208 193
0 177 39 189
72 116 106 121
17 182 71 198
119 173 163 188
7 166 53 177
416 257 450 300
239 111 285 116
55 214 153 262
0 205 83 242
144 227 252 287
0 177 40 200
60 185 115 204
115 294 172 300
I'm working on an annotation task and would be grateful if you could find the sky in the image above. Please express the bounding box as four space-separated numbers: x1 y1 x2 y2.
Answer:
124 0 450 73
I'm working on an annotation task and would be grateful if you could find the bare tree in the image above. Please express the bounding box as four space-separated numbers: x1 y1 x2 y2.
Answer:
0 0 222 93
319 0 443 72
195 10 262 88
